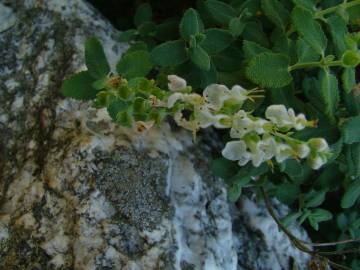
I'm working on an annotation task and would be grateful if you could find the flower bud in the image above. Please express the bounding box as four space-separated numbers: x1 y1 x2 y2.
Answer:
307 138 329 152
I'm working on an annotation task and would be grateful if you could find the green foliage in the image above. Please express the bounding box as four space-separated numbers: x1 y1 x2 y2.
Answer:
180 8 204 41
85 37 110 79
62 0 360 266
61 71 98 100
246 53 292 88
291 6 327 55
116 50 153 79
151 40 188 67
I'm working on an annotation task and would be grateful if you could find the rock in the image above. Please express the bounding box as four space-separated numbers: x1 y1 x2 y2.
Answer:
0 0 311 269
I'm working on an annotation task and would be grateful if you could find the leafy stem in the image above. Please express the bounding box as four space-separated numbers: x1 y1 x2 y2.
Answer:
314 0 360 18
288 60 343 72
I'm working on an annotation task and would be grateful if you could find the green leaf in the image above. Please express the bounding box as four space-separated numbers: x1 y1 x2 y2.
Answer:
138 21 156 37
275 183 300 204
342 68 356 93
291 0 316 11
200 28 233 54
155 18 180 41
205 0 237 25
308 208 332 230
228 17 245 37
180 8 204 41
176 61 217 89
327 14 347 57
296 38 319 62
134 3 152 27
305 190 326 208
228 183 242 202
211 157 238 179
345 143 360 178
116 50 153 79
243 40 271 60
261 0 290 30
92 76 108 90
282 212 302 227
229 163 268 186
213 45 243 72
314 163 343 191
151 40 188 67
246 53 292 88
107 97 130 120
61 71 98 100
341 179 360 209
342 50 360 68
85 37 110 79
242 21 269 47
342 116 360 144
119 29 137 42
189 46 211 71
291 6 327 55
318 69 339 122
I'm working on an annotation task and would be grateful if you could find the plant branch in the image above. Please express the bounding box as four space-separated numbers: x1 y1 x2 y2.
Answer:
260 187 352 270
315 0 360 18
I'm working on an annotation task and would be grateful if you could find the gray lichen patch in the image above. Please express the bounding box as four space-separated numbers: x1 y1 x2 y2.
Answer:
95 146 171 231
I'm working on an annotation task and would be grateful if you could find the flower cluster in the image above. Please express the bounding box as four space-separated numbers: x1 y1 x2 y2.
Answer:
165 75 330 169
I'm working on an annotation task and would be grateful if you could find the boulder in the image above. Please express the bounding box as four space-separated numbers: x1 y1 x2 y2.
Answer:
0 1 310 269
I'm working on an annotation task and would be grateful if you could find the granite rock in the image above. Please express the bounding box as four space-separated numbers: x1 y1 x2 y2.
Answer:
0 1 311 269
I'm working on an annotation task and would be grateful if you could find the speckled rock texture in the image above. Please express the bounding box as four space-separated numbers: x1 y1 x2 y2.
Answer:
0 1 311 269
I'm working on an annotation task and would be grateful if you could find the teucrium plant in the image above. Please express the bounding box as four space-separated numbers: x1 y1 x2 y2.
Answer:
63 0 360 268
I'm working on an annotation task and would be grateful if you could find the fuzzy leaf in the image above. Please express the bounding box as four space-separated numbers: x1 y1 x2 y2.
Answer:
342 116 360 144
296 38 319 62
318 69 339 122
345 143 360 178
341 179 360 209
205 0 237 25
189 46 211 70
292 6 327 55
119 29 137 42
134 3 152 27
180 8 204 41
200 28 233 54
261 0 289 30
116 50 153 79
243 40 271 60
151 40 188 67
228 17 245 37
342 68 356 93
246 52 292 88
61 71 98 100
327 14 347 57
85 37 110 79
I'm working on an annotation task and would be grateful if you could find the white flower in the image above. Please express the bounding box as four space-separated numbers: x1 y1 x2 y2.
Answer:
253 119 268 134
257 137 277 160
167 93 184 108
222 140 252 166
230 85 248 103
230 110 255 138
265 105 292 127
288 109 307 130
275 143 293 162
307 138 329 152
203 84 230 110
203 84 249 111
294 143 311 158
194 105 231 129
250 145 266 167
307 154 327 169
168 75 187 91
